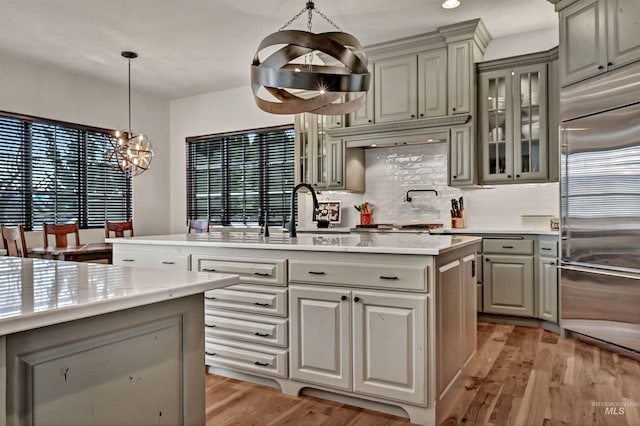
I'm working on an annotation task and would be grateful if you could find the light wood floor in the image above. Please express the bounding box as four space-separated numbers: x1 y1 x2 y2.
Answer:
206 322 640 425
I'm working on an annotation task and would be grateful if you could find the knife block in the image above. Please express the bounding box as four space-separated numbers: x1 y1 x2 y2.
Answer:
451 211 465 228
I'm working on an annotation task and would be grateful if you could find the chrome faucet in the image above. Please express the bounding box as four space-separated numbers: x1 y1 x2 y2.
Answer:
288 183 319 238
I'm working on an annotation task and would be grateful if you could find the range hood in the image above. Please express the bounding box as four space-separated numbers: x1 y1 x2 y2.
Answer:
327 114 469 148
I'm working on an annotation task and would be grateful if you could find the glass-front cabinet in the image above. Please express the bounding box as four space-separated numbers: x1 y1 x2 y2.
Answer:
479 63 548 183
295 113 364 192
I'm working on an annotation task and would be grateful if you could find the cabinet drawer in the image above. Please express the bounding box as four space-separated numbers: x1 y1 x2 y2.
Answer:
538 240 558 257
289 260 427 291
193 256 286 286
113 251 190 270
205 310 287 348
483 239 533 255
204 284 287 317
205 339 288 378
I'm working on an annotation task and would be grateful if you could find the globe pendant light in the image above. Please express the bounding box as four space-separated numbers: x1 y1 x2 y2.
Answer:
107 51 154 177
251 1 370 116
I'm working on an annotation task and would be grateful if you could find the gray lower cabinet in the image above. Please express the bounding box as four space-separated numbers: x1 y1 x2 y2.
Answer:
483 254 535 317
482 237 535 317
538 257 559 322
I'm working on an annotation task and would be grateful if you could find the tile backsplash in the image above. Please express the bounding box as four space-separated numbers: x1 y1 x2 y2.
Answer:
299 143 558 230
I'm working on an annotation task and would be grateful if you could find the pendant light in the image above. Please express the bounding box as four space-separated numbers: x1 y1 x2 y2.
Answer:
107 51 154 177
251 1 370 116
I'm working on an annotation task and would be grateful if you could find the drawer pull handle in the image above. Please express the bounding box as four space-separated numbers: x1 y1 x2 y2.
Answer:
308 271 326 275
254 272 270 277
205 352 216 356
254 332 270 337
379 275 399 280
203 268 217 272
541 248 552 251
122 259 135 262
205 323 216 328
254 361 269 367
162 261 176 265
502 245 514 249
254 302 271 307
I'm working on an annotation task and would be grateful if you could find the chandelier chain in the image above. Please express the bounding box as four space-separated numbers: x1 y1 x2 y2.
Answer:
278 2 341 32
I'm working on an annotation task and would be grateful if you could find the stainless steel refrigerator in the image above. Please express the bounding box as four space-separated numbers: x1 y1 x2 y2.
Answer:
560 63 640 354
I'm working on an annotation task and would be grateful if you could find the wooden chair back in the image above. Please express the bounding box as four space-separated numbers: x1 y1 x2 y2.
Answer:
105 220 134 238
2 225 29 257
188 219 210 233
43 223 81 248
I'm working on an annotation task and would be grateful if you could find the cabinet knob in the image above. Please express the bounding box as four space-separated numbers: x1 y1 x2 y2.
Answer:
486 258 490 262
368 119 372 123
420 113 424 117
336 122 341 125
516 174 520 178
411 114 415 118
598 65 604 70
453 175 458 179
341 295 347 301
336 181 341 184
507 175 512 178
452 108 457 112
550 262 556 266
354 296 361 302
607 62 613 67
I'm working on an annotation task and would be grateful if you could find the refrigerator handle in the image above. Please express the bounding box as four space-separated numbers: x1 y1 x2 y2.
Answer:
559 264 640 281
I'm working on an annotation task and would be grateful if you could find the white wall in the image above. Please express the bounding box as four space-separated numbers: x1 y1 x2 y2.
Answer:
169 87 294 233
484 27 558 61
0 51 170 238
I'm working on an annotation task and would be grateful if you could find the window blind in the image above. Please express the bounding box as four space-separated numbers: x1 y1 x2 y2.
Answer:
0 111 132 230
186 125 295 225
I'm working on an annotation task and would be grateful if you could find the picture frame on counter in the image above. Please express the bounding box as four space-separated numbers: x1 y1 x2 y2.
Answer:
313 201 341 223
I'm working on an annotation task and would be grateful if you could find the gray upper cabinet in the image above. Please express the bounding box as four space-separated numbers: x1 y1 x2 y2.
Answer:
418 49 448 118
348 65 375 126
448 41 473 115
449 125 475 186
559 0 640 86
374 55 419 123
294 113 364 192
478 49 558 184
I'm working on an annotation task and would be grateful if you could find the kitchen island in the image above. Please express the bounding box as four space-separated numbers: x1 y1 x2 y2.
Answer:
109 232 481 426
0 257 238 426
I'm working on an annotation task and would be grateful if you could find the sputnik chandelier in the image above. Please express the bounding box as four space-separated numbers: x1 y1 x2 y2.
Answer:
107 51 154 177
251 1 370 115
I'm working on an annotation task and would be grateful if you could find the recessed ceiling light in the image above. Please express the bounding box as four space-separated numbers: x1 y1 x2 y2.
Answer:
442 0 460 9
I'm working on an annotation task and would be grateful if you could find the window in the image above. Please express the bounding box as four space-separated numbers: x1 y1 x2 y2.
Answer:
0 111 132 231
186 125 295 225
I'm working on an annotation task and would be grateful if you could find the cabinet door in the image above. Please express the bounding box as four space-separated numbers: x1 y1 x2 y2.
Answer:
448 41 473 115
559 0 606 85
607 0 640 69
449 125 475 186
294 113 314 184
289 286 351 390
352 290 426 405
327 139 345 189
538 257 559 323
462 254 477 366
418 49 447 118
480 70 513 183
313 115 328 189
348 64 375 126
513 64 548 182
483 255 534 316
374 56 418 123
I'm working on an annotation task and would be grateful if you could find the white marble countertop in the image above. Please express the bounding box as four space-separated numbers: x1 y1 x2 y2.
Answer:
0 257 238 336
107 232 482 256
430 228 559 236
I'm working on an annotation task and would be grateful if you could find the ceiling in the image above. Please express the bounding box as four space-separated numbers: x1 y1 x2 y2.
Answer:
0 0 558 100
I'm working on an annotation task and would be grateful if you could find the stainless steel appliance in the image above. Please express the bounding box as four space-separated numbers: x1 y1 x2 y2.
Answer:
560 63 640 354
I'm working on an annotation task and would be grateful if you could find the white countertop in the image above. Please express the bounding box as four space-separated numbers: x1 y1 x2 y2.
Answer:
431 228 559 236
107 232 482 256
0 257 238 336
